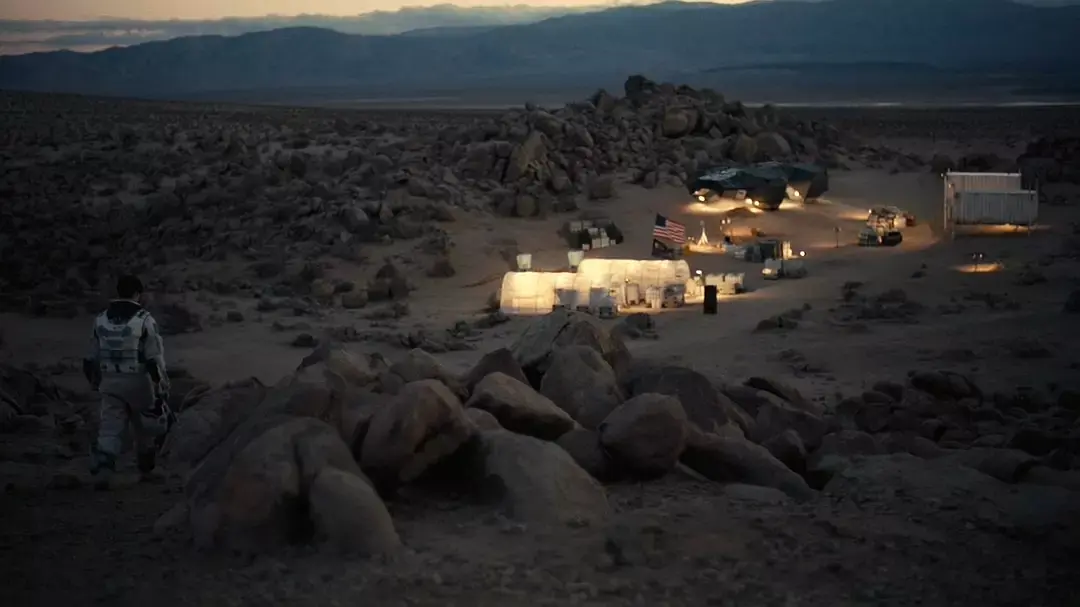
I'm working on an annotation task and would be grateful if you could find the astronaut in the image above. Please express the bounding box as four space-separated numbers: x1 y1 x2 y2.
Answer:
83 274 173 487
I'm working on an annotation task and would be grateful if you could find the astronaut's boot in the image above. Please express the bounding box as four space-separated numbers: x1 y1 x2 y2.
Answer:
90 447 116 491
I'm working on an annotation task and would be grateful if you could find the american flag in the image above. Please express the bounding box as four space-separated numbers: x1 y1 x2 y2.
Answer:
652 213 686 244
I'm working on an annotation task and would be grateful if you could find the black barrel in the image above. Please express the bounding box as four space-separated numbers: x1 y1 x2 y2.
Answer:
703 285 719 315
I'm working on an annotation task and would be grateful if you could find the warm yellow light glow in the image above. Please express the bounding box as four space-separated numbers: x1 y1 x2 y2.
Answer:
954 224 1040 236
686 243 726 255
953 262 1005 274
839 210 872 221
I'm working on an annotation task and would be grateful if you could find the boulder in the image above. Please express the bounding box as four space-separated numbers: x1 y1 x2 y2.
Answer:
388 348 466 398
598 393 688 479
539 346 624 428
511 309 629 385
556 428 621 482
662 108 697 138
360 379 475 493
339 389 392 458
679 428 815 501
626 365 753 435
762 429 807 475
811 430 883 464
160 377 267 470
936 447 1040 484
466 372 575 440
754 132 792 159
460 347 529 395
909 371 981 401
743 377 824 416
186 416 399 555
468 430 612 525
719 385 789 418
465 408 503 431
307 467 402 556
752 400 827 451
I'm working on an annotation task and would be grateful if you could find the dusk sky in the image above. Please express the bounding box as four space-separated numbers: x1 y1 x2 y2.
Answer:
2 0 743 21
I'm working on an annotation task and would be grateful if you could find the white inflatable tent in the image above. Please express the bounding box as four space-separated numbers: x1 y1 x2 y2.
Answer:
576 259 692 291
498 272 580 315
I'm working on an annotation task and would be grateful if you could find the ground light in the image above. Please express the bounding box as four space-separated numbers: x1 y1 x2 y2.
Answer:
953 251 1004 273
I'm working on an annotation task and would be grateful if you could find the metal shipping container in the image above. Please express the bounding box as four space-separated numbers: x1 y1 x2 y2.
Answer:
944 172 1023 194
951 190 1038 225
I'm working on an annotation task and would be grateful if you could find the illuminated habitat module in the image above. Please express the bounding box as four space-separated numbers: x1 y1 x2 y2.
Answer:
498 258 702 316
688 162 829 210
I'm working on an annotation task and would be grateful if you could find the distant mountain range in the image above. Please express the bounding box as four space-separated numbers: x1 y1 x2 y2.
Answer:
0 3 616 54
1 0 1078 103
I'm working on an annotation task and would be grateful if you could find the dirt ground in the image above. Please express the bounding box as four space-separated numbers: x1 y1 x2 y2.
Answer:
3 104 1080 606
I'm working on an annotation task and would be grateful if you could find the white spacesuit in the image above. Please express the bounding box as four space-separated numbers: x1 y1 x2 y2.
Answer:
83 276 172 486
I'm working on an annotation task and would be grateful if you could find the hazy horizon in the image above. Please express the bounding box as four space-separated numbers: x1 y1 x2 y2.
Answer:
2 0 749 21
1 0 1076 56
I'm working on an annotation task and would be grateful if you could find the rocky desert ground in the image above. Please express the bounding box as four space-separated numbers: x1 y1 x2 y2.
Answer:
2 76 1080 606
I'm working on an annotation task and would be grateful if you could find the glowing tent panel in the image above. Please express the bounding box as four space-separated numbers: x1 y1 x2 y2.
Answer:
576 259 692 291
499 272 579 315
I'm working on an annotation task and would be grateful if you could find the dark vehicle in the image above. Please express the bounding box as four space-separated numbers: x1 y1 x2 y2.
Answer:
688 162 829 211
759 161 830 201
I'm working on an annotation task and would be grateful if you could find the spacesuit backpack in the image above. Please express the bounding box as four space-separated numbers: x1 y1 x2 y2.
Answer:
96 309 150 375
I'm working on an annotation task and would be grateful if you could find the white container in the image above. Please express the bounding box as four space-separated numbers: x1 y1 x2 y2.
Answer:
567 250 585 270
645 286 663 309
515 253 532 271
951 190 1038 225
945 171 1022 194
706 272 745 289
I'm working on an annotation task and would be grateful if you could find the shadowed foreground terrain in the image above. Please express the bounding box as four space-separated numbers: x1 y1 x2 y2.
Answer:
2 79 1080 606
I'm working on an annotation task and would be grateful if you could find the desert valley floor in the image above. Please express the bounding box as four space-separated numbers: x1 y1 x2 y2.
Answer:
1 87 1079 606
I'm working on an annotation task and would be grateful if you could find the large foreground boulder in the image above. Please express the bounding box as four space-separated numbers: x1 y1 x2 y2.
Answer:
626 365 753 435
185 415 400 555
258 345 391 431
339 389 392 458
539 345 625 428
465 429 612 525
599 393 688 479
465 372 575 440
680 427 815 501
511 309 630 385
557 428 622 482
161 377 267 470
388 348 467 398
360 379 475 493
460 347 530 395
